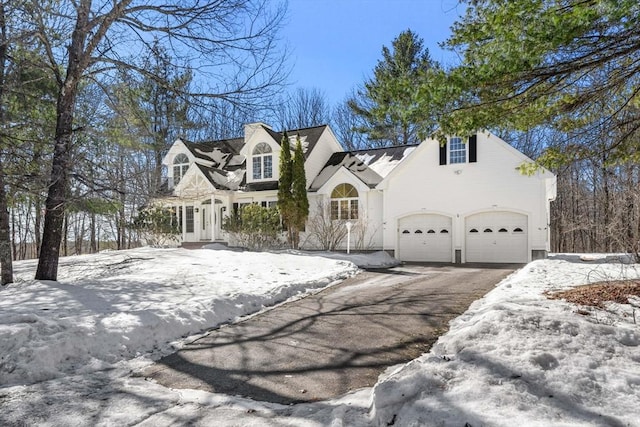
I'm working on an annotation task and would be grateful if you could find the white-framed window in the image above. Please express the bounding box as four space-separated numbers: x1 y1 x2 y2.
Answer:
173 153 190 185
175 205 194 233
449 137 466 164
252 142 273 180
330 183 359 220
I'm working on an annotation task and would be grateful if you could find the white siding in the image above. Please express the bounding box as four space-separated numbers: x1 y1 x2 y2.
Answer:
303 127 343 189
244 127 280 185
301 168 384 251
380 132 554 262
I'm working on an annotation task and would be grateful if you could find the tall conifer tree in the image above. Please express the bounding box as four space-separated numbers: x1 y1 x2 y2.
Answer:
277 132 294 244
291 136 309 248
348 29 442 147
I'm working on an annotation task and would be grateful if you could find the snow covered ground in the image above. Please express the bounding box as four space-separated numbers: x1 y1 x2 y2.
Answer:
1 249 639 426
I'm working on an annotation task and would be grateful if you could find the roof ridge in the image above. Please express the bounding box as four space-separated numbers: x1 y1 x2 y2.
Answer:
281 124 328 134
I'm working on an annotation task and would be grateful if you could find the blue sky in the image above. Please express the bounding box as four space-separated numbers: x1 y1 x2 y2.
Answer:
281 0 464 106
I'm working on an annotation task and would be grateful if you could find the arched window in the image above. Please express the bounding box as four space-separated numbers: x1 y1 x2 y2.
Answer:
173 153 190 185
330 183 358 220
252 143 273 180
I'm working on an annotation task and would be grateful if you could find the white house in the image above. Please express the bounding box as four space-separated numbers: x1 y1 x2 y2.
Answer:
156 123 556 263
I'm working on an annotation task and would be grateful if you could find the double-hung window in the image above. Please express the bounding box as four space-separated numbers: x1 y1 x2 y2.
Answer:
449 137 466 164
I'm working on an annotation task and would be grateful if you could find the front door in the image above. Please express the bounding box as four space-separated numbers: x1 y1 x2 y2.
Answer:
201 206 211 240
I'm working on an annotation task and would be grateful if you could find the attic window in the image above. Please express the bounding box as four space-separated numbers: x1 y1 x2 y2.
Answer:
449 137 466 164
252 143 273 180
330 183 359 220
173 153 190 185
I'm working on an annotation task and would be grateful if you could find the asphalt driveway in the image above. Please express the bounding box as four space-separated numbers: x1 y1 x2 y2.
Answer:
143 263 517 404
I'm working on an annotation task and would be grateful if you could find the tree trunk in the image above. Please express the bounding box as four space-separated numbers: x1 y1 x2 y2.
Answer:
0 159 13 285
36 109 74 279
35 1 90 280
34 197 42 257
0 1 13 284
90 211 96 253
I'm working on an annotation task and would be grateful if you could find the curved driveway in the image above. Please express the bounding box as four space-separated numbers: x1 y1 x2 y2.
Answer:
144 264 516 404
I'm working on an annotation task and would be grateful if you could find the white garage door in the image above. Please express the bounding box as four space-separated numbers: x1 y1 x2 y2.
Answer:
398 214 452 262
466 212 528 263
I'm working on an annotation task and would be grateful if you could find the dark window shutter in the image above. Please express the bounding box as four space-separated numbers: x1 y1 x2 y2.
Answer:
439 142 447 165
232 203 239 214
469 135 477 163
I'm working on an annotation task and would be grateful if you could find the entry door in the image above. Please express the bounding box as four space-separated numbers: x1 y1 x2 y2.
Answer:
201 206 211 240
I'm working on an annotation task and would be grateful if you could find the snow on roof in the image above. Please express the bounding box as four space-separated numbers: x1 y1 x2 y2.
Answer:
196 164 244 191
355 145 417 178
309 145 417 192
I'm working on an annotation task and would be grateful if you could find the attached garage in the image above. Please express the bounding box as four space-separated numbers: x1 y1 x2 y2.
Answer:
465 211 528 263
398 214 452 262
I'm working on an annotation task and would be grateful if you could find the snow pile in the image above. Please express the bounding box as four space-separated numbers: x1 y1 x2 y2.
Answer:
3 254 640 426
371 259 640 427
281 249 401 269
0 247 357 386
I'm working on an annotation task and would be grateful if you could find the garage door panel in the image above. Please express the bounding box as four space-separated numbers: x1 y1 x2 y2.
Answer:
465 212 527 263
399 214 452 262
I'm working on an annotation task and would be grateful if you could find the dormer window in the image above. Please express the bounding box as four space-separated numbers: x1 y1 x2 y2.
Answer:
252 143 273 180
173 153 190 185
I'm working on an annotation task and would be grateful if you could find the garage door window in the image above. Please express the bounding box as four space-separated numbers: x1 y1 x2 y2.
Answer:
330 183 359 220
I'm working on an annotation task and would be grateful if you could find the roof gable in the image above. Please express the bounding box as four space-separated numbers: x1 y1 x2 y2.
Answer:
309 145 416 192
267 125 329 159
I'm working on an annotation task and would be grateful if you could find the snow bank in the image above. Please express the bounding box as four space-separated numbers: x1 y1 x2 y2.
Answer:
0 247 357 387
279 250 401 269
371 259 640 427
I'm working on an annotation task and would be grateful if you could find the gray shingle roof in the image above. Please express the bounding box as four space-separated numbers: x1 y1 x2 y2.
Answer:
182 138 244 168
309 145 417 192
264 125 328 158
194 164 245 191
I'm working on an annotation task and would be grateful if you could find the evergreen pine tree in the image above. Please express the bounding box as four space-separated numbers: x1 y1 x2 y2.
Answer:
291 136 309 248
277 132 294 245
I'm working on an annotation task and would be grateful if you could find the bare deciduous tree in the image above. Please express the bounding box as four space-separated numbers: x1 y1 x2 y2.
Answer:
305 200 349 251
30 0 288 280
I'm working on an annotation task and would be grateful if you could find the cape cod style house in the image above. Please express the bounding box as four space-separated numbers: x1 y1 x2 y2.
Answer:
156 122 556 263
